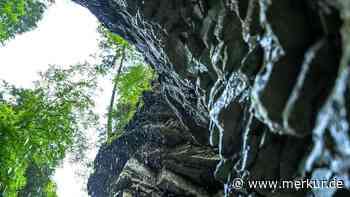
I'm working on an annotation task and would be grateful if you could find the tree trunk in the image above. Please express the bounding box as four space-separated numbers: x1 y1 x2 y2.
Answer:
107 46 126 140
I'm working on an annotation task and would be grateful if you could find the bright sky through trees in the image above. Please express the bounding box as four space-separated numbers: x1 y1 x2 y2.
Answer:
0 0 99 88
0 0 105 196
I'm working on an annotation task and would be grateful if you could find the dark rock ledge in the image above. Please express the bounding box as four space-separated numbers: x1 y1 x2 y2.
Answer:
73 0 350 197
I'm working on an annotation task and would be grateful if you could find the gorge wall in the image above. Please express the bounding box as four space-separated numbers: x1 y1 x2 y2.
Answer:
73 0 350 196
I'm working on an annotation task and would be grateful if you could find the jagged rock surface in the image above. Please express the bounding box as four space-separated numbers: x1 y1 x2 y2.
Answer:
88 90 222 197
73 0 350 196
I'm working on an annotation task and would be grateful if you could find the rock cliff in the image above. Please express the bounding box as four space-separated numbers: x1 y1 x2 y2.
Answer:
73 0 350 196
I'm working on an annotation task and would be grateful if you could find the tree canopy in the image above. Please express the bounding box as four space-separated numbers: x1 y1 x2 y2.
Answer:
0 64 98 197
0 25 155 195
0 3 155 195
0 0 50 44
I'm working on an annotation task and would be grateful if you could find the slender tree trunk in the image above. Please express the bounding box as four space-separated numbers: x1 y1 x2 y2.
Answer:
107 46 126 140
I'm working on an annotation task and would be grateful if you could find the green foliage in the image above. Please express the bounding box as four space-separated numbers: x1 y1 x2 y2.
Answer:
0 0 48 44
44 180 57 197
0 102 27 196
97 25 129 51
116 64 154 106
17 163 55 197
96 25 142 74
0 64 98 197
108 64 155 143
97 25 155 143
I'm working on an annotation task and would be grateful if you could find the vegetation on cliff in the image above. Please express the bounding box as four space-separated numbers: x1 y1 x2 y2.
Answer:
97 25 155 142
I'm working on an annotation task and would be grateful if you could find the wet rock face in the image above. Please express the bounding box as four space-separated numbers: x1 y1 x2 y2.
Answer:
88 90 222 197
74 0 350 196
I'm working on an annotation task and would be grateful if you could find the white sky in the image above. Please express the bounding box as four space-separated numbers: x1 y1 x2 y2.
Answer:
0 0 99 88
0 0 111 196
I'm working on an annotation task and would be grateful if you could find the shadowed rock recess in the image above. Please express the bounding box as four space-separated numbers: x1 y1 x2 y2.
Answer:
74 0 350 196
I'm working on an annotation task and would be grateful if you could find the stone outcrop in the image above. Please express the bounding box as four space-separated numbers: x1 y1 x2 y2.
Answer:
88 90 222 197
73 0 350 196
